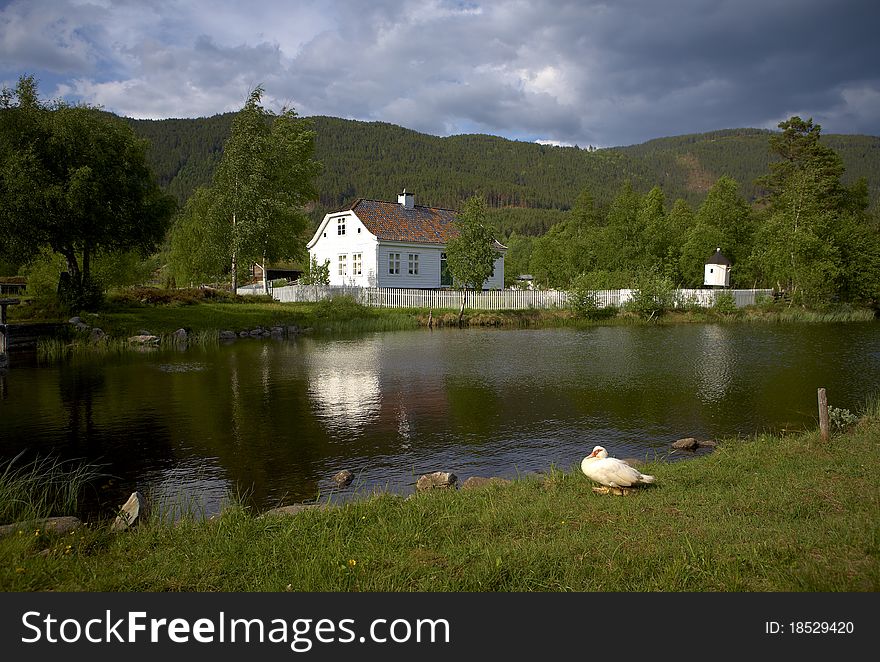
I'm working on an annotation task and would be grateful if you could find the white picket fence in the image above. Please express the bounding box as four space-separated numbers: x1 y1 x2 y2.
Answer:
242 284 773 310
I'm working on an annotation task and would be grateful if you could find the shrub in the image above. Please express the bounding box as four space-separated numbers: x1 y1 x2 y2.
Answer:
105 287 240 306
567 272 619 320
712 290 738 315
828 406 859 432
626 269 676 318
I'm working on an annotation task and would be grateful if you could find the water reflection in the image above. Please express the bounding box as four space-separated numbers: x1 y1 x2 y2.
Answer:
307 338 381 434
1 323 877 519
695 325 734 403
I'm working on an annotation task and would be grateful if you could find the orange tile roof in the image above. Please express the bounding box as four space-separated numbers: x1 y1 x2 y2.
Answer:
347 198 459 244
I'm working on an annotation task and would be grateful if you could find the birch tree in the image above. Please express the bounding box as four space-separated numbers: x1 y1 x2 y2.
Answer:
169 86 321 292
445 196 500 324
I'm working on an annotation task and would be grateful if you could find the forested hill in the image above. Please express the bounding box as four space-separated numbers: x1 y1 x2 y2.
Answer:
126 114 880 235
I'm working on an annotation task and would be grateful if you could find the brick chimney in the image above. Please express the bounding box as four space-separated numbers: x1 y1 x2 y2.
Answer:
398 189 414 210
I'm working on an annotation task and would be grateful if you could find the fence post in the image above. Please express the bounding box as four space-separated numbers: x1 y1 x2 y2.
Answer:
818 387 829 441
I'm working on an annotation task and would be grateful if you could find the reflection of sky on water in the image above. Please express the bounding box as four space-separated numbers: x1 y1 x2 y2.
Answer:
695 325 734 403
307 338 381 434
5 323 879 516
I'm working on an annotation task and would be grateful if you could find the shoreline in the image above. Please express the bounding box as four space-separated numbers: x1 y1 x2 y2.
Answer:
2 404 878 591
5 295 876 364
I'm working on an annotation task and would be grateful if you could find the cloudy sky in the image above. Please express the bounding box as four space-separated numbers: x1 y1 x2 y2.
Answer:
2 0 878 147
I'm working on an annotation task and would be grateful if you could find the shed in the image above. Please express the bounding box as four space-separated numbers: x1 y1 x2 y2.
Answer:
704 248 731 287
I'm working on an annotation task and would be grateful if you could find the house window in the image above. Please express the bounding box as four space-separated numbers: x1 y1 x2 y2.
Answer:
408 253 419 275
338 254 347 276
440 253 452 287
389 253 400 275
352 253 362 276
337 217 346 235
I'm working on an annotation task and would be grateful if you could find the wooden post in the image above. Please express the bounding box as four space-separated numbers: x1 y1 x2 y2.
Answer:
818 387 829 441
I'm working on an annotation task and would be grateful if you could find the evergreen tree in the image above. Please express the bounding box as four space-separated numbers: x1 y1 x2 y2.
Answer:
751 117 848 302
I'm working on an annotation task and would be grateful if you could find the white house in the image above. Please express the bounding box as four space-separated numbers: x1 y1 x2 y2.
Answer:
306 190 506 289
704 248 732 287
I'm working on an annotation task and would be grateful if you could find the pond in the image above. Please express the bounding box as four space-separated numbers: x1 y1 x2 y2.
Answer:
1 322 878 519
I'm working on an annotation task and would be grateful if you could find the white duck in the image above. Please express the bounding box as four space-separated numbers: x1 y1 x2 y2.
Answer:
581 446 655 487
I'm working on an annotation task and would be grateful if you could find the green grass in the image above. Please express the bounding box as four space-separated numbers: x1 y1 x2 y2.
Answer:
0 452 104 525
2 406 878 592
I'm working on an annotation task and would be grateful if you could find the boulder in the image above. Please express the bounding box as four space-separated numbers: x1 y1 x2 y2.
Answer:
239 331 249 338
672 437 699 450
287 325 301 335
416 471 458 491
128 334 159 345
333 469 354 487
41 516 82 535
219 330 237 340
460 476 511 490
249 328 264 337
89 328 105 342
171 328 188 342
697 439 718 448
0 516 82 538
112 491 149 531
271 326 284 338
75 322 90 331
68 316 82 325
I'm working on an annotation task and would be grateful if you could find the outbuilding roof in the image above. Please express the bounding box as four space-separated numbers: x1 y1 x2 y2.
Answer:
705 248 732 266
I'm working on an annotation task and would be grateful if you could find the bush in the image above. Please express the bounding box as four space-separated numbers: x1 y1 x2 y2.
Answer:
829 406 859 432
712 290 738 315
105 287 240 306
626 269 676 318
567 273 615 320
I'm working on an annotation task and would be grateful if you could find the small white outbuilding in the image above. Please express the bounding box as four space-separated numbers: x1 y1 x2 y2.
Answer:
704 248 731 287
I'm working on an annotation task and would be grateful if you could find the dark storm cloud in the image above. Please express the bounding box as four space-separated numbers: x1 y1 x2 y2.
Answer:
1 0 877 145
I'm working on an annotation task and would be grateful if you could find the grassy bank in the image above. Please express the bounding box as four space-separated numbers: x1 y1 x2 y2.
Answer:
7 288 876 364
3 399 878 592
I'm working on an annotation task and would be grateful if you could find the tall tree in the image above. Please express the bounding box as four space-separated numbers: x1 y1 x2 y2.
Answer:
0 75 175 310
751 117 847 302
600 181 643 271
639 185 668 268
169 86 321 292
680 176 753 286
445 195 501 323
657 198 694 282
